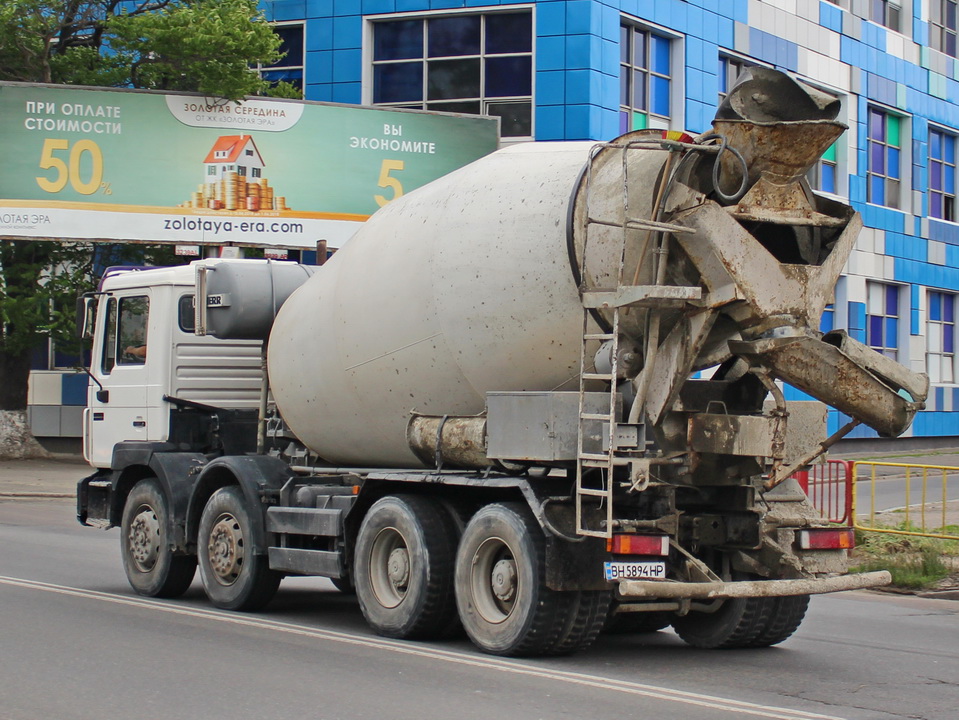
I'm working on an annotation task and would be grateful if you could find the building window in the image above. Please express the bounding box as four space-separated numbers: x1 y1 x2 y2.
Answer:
867 281 900 361
870 0 901 32
928 290 956 383
931 1 958 56
929 127 957 221
718 55 755 105
620 23 672 133
805 85 841 195
370 11 533 138
810 142 839 194
258 22 304 91
867 107 902 208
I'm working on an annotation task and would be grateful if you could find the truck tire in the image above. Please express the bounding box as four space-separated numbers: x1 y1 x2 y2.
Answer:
197 486 281 611
454 502 573 657
121 478 196 598
747 595 810 647
671 576 775 649
354 495 458 640
548 588 611 655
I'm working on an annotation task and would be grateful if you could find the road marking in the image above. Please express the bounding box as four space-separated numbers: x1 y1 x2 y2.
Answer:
0 574 846 720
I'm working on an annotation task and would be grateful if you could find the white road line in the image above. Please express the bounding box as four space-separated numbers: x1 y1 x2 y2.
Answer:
0 575 847 720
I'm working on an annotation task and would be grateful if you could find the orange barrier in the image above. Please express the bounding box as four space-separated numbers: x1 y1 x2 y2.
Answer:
795 459 853 525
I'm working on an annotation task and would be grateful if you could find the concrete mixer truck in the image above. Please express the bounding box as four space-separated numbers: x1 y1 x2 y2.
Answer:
76 68 927 657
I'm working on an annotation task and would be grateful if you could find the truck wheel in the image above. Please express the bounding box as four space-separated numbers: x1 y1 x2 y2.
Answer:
747 595 810 647
454 502 571 657
548 589 611 655
197 486 280 612
671 577 775 649
121 478 196 598
354 495 458 639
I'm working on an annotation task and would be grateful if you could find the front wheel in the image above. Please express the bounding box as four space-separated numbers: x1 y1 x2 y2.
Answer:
197 486 281 611
120 478 196 598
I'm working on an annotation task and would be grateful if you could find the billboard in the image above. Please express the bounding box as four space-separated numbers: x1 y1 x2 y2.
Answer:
0 83 499 249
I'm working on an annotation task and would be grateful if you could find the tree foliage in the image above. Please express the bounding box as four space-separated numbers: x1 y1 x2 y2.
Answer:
0 0 288 434
0 0 283 100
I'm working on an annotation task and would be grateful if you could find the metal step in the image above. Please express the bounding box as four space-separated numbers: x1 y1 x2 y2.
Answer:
577 487 611 497
582 372 615 381
580 412 614 421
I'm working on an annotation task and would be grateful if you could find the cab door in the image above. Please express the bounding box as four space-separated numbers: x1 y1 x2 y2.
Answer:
86 293 152 468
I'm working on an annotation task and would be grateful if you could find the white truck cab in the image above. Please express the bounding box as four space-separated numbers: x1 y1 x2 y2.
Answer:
83 261 263 468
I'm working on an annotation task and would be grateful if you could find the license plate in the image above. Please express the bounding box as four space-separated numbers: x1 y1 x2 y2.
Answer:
604 561 667 581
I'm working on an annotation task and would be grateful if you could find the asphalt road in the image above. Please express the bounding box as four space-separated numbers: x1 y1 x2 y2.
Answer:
2 498 958 720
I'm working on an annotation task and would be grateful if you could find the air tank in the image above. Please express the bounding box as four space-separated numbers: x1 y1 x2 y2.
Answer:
268 141 624 467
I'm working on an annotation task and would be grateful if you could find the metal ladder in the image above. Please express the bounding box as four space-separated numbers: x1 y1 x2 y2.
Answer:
574 303 625 538
574 140 631 539
573 138 698 538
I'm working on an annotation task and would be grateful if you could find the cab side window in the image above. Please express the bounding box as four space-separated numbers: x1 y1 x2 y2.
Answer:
101 295 150 372
101 297 118 373
178 294 196 333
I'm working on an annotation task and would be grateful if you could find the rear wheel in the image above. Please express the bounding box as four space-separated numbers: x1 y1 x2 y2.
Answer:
549 588 611 655
455 503 580 657
747 595 810 647
198 486 280 611
354 495 459 639
121 478 196 598
671 573 777 649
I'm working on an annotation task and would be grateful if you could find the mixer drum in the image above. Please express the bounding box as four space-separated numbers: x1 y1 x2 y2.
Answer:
269 141 625 467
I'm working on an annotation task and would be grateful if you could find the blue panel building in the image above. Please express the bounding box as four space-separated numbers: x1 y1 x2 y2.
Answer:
252 0 959 441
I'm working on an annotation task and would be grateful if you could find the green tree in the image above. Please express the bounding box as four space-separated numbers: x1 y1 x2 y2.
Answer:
0 1 284 457
0 0 283 99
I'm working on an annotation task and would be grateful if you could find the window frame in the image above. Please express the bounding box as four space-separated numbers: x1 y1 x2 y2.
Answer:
927 289 957 384
800 79 845 197
365 8 535 140
867 105 907 210
717 53 765 106
869 0 903 33
256 21 305 92
929 124 958 222
619 18 679 134
866 281 903 362
931 0 959 57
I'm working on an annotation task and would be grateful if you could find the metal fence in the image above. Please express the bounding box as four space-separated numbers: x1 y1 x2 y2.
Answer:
851 461 959 541
795 459 853 525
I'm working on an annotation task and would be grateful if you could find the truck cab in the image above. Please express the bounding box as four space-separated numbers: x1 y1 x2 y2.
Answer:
83 261 263 468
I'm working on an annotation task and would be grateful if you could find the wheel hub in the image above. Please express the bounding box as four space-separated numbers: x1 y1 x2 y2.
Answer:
387 547 410 591
491 558 516 603
208 513 244 585
129 506 161 572
469 536 518 623
368 527 409 608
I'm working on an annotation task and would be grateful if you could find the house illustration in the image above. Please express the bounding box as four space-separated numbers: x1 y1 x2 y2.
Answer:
203 135 265 182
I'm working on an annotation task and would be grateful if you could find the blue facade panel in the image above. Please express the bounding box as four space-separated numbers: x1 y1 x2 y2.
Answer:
259 0 959 440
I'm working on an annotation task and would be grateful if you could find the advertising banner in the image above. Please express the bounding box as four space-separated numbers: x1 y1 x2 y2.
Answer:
0 83 499 249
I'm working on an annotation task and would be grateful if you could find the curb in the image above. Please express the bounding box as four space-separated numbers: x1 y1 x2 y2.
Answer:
0 492 75 499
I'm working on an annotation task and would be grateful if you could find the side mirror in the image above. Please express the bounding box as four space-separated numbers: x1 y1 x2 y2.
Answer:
76 293 97 339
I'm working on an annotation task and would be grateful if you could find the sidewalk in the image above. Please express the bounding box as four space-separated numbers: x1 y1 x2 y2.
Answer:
0 455 93 499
